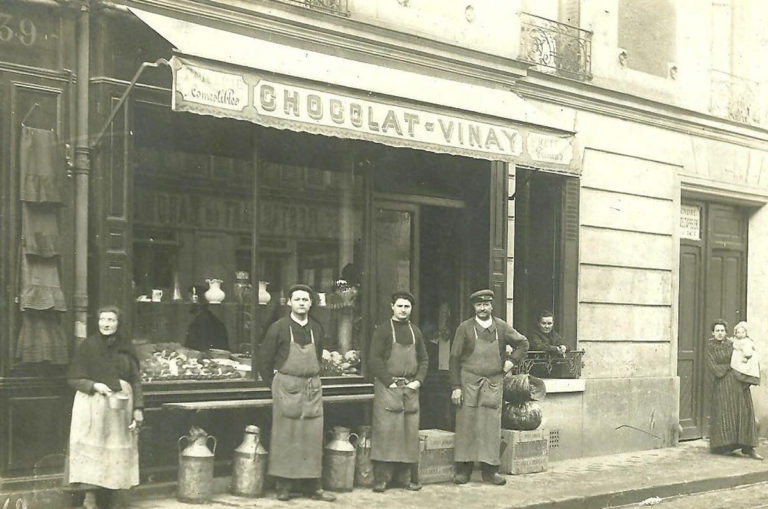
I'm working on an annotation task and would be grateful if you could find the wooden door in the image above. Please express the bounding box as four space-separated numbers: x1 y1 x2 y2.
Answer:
677 201 748 440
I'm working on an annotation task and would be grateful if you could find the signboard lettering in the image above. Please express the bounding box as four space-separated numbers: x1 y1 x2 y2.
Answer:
171 55 576 172
174 63 248 112
254 80 523 158
680 204 701 241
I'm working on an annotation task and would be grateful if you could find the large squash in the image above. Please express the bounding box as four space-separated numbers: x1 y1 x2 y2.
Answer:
503 373 546 404
502 401 543 431
503 373 531 404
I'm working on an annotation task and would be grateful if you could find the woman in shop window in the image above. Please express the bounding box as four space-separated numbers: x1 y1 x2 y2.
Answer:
67 305 143 508
706 318 763 460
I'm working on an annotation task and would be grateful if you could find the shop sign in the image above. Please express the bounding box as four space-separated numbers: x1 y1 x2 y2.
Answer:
171 55 576 171
527 132 573 165
253 78 522 160
680 204 701 240
173 62 248 112
134 189 357 239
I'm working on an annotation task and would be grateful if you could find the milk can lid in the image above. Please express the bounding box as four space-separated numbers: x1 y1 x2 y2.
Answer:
245 425 260 434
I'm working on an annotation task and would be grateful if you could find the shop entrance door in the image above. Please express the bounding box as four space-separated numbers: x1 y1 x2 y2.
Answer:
677 201 748 440
370 201 420 325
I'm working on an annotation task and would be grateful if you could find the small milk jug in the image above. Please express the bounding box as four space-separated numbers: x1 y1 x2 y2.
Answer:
177 426 217 503
354 425 374 487
322 426 357 492
232 425 268 497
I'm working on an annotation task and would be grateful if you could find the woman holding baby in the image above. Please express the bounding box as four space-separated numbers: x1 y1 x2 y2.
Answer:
706 318 762 460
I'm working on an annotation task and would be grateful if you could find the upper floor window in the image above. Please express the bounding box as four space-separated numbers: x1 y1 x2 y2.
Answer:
618 0 676 78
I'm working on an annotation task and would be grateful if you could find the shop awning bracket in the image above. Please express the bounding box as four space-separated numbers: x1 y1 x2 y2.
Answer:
90 58 170 152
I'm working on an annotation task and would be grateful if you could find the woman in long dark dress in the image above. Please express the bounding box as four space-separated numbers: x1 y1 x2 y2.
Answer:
706 319 763 460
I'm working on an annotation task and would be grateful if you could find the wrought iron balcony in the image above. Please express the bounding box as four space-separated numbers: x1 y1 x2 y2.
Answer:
519 12 592 81
710 70 762 125
513 349 585 379
272 0 350 17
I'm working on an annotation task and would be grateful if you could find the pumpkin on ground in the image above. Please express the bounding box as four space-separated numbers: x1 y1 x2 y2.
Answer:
502 401 543 431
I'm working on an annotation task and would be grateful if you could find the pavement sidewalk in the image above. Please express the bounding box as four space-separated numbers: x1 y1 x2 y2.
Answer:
128 440 768 509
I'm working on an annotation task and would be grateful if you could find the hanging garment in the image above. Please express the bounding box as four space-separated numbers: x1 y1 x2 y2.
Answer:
19 255 66 311
22 205 61 257
20 126 64 204
16 310 68 364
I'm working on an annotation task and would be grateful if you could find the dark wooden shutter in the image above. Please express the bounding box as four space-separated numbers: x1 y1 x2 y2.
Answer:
91 87 133 332
559 177 579 346
489 161 509 317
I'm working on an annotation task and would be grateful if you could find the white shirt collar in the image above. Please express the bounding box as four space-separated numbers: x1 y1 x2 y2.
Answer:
290 313 309 327
475 316 493 329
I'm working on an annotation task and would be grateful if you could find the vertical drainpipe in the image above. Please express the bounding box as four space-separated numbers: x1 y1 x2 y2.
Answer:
73 0 90 343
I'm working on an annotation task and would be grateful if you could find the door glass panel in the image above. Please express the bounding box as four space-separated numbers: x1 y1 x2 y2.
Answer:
373 207 413 324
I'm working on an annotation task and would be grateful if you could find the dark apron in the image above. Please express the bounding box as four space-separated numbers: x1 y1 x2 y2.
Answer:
268 326 324 478
454 325 503 465
371 320 420 463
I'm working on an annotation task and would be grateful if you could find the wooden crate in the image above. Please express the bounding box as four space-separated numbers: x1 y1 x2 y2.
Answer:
417 429 455 484
499 429 548 475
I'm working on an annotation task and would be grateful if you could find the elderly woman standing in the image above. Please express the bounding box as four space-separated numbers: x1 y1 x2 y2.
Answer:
706 318 762 460
67 306 143 508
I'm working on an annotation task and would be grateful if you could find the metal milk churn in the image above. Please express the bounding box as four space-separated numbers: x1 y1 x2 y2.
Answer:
322 425 357 492
353 425 374 487
177 426 217 503
232 425 268 497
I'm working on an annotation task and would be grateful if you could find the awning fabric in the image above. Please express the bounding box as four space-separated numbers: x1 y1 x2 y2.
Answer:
130 7 576 170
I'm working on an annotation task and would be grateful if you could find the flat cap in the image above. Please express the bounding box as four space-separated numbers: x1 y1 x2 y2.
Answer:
288 284 314 299
391 291 416 305
469 289 494 303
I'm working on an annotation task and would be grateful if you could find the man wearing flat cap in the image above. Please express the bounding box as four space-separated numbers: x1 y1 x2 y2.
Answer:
450 289 528 485
368 291 428 493
259 284 335 502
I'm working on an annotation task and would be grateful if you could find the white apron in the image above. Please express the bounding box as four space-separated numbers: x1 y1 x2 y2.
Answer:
68 379 139 489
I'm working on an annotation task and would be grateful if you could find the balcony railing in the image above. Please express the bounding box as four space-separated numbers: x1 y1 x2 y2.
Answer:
272 0 350 17
519 12 592 81
513 349 585 379
710 70 762 125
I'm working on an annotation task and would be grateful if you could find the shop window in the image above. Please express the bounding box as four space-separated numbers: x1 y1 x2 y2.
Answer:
130 109 366 383
131 104 256 383
513 168 580 377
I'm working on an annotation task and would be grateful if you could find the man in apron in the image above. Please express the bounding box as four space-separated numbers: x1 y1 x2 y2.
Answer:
449 289 529 485
369 291 428 492
260 284 336 502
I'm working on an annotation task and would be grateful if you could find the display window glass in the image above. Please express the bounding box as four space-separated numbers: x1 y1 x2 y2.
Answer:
130 105 365 384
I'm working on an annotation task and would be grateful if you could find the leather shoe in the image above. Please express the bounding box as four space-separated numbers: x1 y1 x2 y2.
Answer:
311 490 336 502
406 482 422 491
453 472 469 484
372 481 387 493
276 490 292 501
742 448 765 461
482 473 507 486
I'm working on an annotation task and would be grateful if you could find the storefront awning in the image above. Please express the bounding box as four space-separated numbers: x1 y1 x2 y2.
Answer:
130 7 577 171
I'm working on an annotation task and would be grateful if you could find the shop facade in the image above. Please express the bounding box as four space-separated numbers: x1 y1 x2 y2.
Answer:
3 0 768 507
